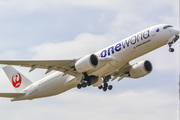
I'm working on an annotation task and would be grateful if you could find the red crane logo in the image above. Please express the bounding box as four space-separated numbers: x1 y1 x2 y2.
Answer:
12 73 22 88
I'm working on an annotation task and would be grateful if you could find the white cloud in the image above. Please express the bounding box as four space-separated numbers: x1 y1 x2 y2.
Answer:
28 33 113 59
0 89 177 120
55 90 177 120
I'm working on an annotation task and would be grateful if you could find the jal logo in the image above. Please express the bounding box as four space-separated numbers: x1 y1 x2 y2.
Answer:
12 73 22 88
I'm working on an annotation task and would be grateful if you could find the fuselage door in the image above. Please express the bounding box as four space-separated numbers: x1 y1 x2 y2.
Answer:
151 27 157 37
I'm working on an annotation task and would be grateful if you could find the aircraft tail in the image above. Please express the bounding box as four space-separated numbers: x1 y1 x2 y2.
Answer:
3 66 33 93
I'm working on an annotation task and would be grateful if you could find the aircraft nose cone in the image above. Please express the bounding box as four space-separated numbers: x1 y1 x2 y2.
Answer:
172 29 180 35
175 29 180 35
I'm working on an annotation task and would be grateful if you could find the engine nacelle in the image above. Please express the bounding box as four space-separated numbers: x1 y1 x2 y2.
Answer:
75 54 98 73
129 60 152 78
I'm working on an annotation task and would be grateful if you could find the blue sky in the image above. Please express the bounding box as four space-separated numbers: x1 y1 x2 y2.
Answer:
0 0 179 120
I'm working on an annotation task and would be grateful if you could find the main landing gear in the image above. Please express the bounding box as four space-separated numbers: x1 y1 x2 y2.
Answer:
98 83 113 92
98 75 113 92
77 80 90 89
77 73 98 89
77 74 113 92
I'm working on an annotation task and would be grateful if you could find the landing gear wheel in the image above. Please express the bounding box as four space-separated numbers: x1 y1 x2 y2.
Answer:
108 85 113 90
77 84 81 89
169 48 174 52
104 83 108 88
87 82 91 86
103 87 107 92
81 82 87 88
98 85 103 89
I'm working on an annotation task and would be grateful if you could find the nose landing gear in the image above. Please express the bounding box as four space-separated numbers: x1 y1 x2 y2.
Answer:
168 42 174 52
168 35 179 52
169 47 174 52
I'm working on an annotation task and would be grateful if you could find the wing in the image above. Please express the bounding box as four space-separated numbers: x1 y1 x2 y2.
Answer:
0 60 77 76
0 93 25 98
111 63 132 81
0 57 114 77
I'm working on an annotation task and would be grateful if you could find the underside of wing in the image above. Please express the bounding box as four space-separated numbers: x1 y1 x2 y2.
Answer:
0 93 25 98
111 63 131 81
0 60 77 76
0 57 120 77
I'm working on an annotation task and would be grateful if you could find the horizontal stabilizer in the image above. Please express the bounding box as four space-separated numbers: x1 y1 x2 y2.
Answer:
0 93 25 98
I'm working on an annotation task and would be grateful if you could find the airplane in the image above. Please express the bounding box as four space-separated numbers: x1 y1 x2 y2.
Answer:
0 24 179 101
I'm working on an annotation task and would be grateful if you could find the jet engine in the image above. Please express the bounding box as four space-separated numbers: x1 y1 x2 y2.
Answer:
75 54 98 73
129 60 152 78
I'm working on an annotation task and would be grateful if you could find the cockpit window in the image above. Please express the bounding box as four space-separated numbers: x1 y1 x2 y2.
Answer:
163 25 173 29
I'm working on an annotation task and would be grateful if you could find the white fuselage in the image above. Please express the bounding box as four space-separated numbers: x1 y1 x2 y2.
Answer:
89 24 176 76
12 24 179 101
12 72 79 101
